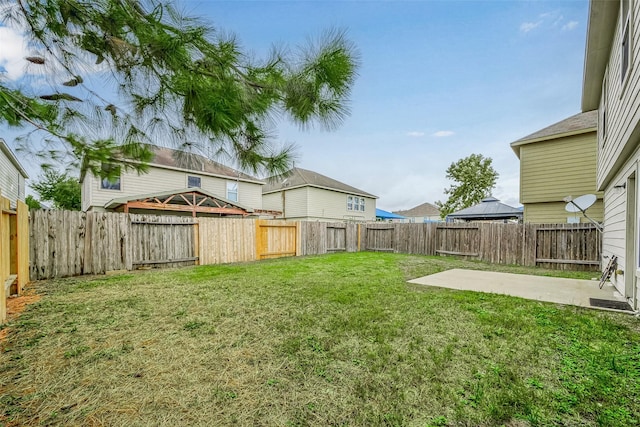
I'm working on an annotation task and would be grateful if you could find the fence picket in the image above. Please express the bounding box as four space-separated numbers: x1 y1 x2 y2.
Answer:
29 210 603 280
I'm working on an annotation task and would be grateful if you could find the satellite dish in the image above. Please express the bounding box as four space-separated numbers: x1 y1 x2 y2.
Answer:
565 194 597 213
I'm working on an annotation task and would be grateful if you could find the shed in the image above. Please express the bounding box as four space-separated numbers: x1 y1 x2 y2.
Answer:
447 197 523 223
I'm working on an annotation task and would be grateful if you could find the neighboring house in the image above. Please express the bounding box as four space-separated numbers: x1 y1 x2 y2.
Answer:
582 0 640 309
80 144 265 216
510 111 603 224
0 138 28 207
393 202 441 223
446 197 523 223
262 167 377 221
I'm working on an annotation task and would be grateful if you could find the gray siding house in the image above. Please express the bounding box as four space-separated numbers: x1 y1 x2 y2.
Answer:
81 145 264 216
0 139 28 206
262 167 377 221
582 0 640 310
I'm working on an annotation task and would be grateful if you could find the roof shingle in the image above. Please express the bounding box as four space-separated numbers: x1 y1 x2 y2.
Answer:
393 202 440 217
262 167 376 198
512 110 598 144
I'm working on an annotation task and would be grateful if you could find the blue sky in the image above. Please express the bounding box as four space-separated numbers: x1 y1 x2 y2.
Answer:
0 0 590 211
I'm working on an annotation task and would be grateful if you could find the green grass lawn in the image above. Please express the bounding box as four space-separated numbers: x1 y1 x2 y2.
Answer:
1 252 639 426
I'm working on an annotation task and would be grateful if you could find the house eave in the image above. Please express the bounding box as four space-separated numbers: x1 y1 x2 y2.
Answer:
263 183 378 199
80 155 264 185
0 138 29 179
581 0 619 112
510 127 597 158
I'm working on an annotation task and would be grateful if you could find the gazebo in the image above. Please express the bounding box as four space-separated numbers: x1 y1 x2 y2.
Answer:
105 188 254 217
447 197 523 223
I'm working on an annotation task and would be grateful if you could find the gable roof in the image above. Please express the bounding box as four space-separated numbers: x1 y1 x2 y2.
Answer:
510 111 598 158
0 138 29 178
147 145 261 183
393 202 440 217
262 167 377 198
81 144 263 184
448 197 522 220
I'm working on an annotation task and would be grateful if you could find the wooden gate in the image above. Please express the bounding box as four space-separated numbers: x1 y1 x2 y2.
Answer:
327 224 347 252
534 224 601 270
364 223 395 252
256 220 298 260
436 225 480 257
129 215 198 268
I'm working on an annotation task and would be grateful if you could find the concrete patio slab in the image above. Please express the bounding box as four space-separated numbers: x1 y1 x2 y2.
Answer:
408 269 633 311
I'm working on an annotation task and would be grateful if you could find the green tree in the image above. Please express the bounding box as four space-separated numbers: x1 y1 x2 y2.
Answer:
436 154 499 218
31 170 81 210
0 0 358 178
25 195 42 210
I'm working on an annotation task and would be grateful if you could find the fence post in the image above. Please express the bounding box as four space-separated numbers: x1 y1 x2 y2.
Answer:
193 220 200 265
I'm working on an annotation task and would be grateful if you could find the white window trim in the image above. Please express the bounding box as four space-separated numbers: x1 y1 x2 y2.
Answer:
346 195 366 211
187 175 202 188
226 181 238 202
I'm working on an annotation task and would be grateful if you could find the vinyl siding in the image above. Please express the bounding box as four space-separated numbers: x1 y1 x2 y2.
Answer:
261 188 308 219
524 200 604 224
598 0 640 189
600 144 640 297
262 192 283 212
262 186 376 221
81 175 92 212
0 151 24 202
520 132 602 203
306 187 376 221
282 187 308 219
84 166 263 211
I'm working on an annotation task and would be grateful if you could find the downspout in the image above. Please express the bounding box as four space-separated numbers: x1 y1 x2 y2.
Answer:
282 189 286 219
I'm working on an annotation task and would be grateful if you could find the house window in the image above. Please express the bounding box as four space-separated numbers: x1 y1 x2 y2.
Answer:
226 181 238 202
100 163 121 191
187 175 201 188
347 195 365 211
622 0 631 84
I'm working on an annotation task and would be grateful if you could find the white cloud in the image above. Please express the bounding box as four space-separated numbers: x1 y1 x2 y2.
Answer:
520 21 541 33
562 21 579 31
0 26 28 80
432 130 454 137
406 131 425 137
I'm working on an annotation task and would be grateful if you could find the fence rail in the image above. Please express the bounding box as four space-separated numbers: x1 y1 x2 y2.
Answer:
29 210 602 280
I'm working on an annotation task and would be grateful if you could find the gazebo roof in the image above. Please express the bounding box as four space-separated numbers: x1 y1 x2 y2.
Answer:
448 197 522 220
105 188 254 217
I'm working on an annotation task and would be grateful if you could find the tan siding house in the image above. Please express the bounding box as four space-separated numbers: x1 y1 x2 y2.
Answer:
0 139 28 207
262 168 377 221
393 202 441 223
582 0 640 309
81 145 264 215
510 111 603 224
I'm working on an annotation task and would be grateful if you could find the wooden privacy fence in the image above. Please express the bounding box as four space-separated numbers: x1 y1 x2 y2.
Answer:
362 222 601 271
30 210 603 280
30 211 196 280
1 194 29 323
